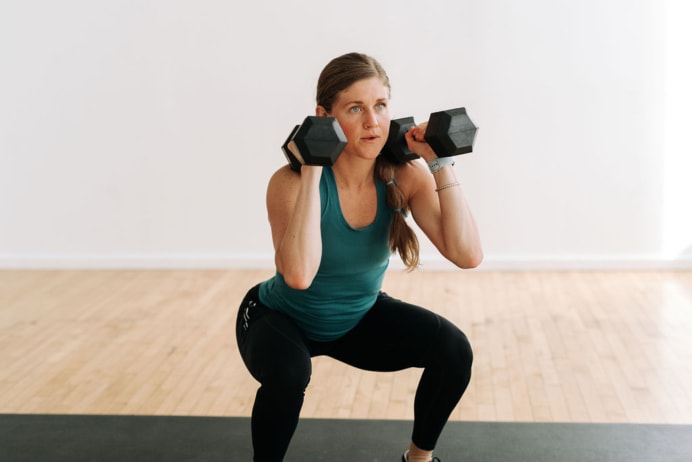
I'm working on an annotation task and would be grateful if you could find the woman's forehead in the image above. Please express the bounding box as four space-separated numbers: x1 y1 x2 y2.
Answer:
337 77 390 102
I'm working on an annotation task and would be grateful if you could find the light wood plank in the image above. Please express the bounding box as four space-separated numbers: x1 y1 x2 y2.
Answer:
1 269 691 424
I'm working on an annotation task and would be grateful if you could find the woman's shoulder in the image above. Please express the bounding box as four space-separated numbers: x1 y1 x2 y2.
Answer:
393 159 430 196
265 164 301 199
271 164 301 180
269 164 301 187
394 158 428 177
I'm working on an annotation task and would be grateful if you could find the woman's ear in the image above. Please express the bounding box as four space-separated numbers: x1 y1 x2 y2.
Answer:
315 105 329 117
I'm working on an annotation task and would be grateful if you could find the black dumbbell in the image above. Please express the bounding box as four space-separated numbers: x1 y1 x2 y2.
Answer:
381 107 478 163
282 116 347 172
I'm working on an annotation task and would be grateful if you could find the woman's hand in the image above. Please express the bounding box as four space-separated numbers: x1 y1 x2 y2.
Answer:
404 122 438 163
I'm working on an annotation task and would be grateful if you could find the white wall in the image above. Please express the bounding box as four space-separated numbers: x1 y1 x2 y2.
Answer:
1 0 690 270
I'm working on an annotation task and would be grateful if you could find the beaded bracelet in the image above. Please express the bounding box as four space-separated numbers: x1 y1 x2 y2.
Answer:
435 182 460 192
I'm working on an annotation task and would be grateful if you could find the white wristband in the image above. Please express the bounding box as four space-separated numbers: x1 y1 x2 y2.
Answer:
428 157 455 174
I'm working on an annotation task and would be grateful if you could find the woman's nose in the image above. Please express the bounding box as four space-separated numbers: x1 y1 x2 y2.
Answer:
364 110 379 128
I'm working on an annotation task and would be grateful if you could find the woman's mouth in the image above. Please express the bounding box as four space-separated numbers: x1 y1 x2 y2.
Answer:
362 135 380 142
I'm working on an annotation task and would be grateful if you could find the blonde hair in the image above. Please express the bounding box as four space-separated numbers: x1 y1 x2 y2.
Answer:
317 53 420 270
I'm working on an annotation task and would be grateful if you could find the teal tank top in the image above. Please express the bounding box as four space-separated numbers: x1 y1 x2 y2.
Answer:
259 167 393 341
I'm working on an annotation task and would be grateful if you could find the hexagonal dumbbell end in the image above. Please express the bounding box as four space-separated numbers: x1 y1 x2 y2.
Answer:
381 116 419 164
424 107 478 157
282 124 302 172
288 116 347 167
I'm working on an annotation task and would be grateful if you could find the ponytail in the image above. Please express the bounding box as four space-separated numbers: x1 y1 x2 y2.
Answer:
375 156 420 270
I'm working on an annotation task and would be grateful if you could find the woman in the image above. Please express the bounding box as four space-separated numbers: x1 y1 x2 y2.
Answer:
236 52 482 462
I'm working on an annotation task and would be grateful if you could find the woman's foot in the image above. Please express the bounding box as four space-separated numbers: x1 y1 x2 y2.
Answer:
402 449 440 462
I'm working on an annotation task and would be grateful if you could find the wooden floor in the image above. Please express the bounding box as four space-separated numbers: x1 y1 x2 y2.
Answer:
1 269 691 424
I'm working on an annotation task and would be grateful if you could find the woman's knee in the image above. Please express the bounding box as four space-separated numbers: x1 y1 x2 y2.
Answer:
261 353 312 393
436 322 473 380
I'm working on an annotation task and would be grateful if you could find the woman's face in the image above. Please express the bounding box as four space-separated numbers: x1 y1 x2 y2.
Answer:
318 77 390 162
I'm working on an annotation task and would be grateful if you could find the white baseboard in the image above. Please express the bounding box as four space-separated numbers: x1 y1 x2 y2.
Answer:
0 253 690 271
467 256 692 271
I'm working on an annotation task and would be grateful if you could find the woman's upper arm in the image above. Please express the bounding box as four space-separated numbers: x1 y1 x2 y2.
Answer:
266 166 300 255
399 160 483 268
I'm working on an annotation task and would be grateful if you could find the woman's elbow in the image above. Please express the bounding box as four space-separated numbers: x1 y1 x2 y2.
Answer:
275 253 319 290
460 251 484 269
277 260 316 289
283 273 314 290
449 247 484 269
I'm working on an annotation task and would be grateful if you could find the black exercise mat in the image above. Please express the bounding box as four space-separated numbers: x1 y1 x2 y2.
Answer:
1 414 690 461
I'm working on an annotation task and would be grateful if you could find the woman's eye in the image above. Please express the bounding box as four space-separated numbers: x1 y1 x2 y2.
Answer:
375 103 386 110
349 106 362 113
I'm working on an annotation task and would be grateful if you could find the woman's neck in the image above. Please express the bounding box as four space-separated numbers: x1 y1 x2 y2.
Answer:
332 156 376 189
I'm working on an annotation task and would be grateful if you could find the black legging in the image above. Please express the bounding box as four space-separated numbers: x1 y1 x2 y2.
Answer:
235 284 473 462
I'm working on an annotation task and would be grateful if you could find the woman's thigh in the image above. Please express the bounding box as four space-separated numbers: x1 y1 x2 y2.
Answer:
236 286 312 389
325 292 469 372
